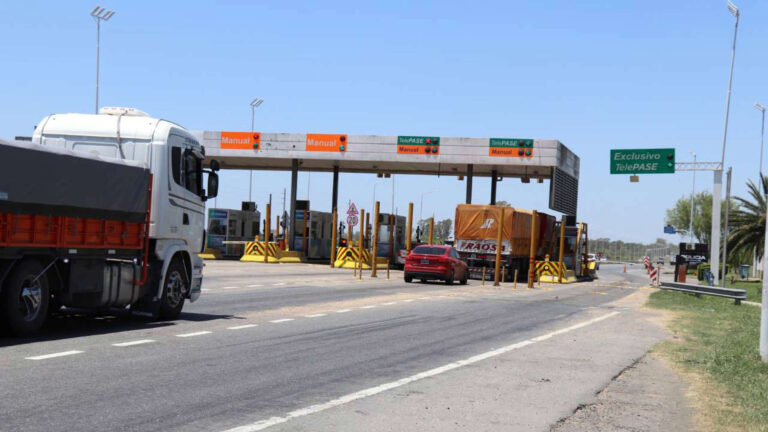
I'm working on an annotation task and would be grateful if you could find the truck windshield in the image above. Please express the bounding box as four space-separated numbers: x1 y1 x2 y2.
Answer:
412 246 446 255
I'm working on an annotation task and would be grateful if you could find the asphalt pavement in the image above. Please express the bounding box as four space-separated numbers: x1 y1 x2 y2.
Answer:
0 261 661 432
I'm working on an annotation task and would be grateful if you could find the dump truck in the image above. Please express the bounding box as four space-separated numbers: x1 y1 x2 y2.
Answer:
454 204 557 280
0 107 219 335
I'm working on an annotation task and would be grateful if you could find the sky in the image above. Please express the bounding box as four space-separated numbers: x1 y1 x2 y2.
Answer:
1 1 767 244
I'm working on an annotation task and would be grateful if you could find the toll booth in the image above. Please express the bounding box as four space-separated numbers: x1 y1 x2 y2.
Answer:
553 217 591 280
291 201 334 260
206 203 261 258
675 243 708 282
373 213 406 258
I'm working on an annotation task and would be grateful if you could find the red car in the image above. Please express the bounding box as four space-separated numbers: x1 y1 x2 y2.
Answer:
404 245 469 285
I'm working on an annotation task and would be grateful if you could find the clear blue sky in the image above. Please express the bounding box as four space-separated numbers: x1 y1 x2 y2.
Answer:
2 1 766 244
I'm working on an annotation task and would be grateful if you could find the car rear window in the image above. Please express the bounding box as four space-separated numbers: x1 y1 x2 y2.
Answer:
412 246 447 255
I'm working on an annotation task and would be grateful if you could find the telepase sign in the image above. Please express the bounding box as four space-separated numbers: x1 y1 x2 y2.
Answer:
610 148 675 174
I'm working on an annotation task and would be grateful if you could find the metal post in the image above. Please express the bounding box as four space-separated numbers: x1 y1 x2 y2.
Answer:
558 220 566 283
371 202 380 278
760 187 768 362
711 170 723 285
428 217 434 245
406 203 413 255
722 167 732 286
387 214 394 280
719 2 739 166
365 212 370 248
493 207 504 286
95 18 100 114
528 210 538 289
264 204 271 263
466 164 473 204
330 209 337 268
302 209 308 257
689 153 696 243
289 159 298 251
332 166 339 212
490 170 498 205
358 209 365 280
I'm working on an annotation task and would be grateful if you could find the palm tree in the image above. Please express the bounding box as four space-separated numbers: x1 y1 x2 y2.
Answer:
728 176 767 261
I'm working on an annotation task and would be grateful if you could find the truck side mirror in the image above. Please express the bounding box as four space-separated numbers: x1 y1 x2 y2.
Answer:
207 172 219 198
209 159 221 172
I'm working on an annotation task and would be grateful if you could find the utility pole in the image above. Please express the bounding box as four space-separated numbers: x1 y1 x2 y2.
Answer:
249 98 264 203
722 167 732 286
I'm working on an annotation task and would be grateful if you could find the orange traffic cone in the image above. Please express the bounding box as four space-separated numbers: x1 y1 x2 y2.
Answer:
623 264 627 273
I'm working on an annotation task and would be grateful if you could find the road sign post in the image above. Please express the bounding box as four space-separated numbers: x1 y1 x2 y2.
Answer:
610 149 675 175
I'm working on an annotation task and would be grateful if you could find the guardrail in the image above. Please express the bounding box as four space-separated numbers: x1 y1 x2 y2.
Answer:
659 281 746 305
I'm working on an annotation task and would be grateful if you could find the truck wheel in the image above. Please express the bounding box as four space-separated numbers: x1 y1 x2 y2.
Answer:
445 271 454 285
460 273 468 285
2 260 49 336
159 259 188 320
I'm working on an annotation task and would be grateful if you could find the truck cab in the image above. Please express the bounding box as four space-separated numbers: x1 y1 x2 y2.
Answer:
0 107 218 335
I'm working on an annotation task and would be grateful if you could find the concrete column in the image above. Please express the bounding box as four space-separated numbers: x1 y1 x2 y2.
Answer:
289 159 299 251
332 166 339 212
466 164 473 204
711 169 722 285
490 169 498 205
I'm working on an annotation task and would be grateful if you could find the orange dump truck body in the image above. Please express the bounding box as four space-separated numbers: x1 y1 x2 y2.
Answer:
454 204 531 257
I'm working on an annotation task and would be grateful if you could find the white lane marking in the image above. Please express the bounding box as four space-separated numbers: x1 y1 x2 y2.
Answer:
360 305 377 309
335 309 352 313
304 314 326 318
221 311 620 432
403 299 415 302
269 318 294 323
381 302 397 306
112 339 155 347
273 282 286 286
26 350 84 361
228 324 258 330
221 286 239 289
202 288 212 292
418 297 431 300
176 331 212 338
247 284 264 288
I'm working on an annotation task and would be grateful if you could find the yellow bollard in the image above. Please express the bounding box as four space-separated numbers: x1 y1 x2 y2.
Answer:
330 209 337 268
528 210 538 289
264 204 271 263
371 202 380 278
482 266 486 286
514 269 518 290
358 209 365 280
303 209 308 257
493 207 505 287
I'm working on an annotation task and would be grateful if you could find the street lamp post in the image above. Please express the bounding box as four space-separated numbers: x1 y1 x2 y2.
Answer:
690 152 696 243
90 6 115 114
711 1 740 286
249 98 264 202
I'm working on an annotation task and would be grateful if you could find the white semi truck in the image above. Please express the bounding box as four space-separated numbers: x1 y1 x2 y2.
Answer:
0 107 219 335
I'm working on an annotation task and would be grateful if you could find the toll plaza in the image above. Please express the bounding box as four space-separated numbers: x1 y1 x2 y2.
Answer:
195 130 582 277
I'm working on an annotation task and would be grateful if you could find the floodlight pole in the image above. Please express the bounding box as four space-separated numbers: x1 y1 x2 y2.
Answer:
91 7 115 114
249 98 263 203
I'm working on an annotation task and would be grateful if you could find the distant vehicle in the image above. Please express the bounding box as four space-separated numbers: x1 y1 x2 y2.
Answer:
0 108 219 335
657 257 665 265
404 245 468 285
587 253 599 270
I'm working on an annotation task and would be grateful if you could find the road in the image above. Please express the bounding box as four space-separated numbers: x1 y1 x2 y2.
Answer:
0 261 661 432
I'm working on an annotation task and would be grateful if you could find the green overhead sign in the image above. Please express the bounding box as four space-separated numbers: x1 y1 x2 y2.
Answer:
610 148 675 174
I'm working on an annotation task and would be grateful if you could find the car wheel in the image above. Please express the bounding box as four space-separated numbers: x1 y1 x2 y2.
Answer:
2 259 50 336
404 275 413 283
460 271 468 285
445 270 454 285
159 259 188 320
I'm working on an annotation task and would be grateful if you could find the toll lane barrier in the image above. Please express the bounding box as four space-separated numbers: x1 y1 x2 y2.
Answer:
241 241 281 263
535 259 572 283
333 247 388 269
